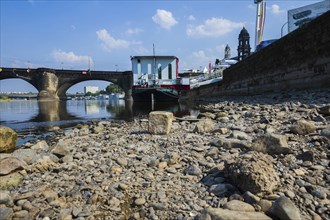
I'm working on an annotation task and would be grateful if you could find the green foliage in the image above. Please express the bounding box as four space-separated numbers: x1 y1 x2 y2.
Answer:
0 96 11 101
105 83 123 94
85 91 100 97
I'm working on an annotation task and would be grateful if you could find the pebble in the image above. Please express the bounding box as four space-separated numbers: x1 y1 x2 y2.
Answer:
0 89 328 219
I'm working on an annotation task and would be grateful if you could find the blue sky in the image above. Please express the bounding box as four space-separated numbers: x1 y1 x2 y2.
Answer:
0 0 323 93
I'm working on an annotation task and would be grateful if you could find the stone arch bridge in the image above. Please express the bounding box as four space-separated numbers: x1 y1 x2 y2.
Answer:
0 67 133 100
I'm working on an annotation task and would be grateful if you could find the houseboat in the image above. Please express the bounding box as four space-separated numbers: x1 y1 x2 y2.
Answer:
131 55 190 102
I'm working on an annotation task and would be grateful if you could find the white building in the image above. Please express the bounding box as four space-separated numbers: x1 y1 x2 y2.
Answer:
84 86 99 94
131 55 179 86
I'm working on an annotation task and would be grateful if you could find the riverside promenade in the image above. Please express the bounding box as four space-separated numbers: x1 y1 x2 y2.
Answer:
0 88 329 220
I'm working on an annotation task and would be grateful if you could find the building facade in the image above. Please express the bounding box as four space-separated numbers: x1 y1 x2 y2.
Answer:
237 27 251 61
131 56 179 86
224 44 231 59
84 86 99 94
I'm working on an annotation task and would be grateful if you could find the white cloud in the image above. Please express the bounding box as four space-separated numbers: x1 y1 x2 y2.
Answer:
152 9 178 30
187 15 196 21
126 28 143 35
51 49 93 65
96 29 130 51
132 45 149 54
270 4 284 14
187 17 244 38
187 50 213 69
215 44 226 53
248 4 254 10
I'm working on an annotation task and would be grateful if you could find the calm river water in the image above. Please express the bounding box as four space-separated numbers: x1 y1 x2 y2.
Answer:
0 98 195 145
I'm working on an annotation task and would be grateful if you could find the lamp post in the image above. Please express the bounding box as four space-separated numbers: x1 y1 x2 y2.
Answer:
281 22 288 37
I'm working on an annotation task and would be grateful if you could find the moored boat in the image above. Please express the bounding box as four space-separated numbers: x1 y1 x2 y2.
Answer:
131 55 189 102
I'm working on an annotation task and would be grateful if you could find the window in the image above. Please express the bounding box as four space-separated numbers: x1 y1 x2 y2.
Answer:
158 64 162 79
168 64 172 79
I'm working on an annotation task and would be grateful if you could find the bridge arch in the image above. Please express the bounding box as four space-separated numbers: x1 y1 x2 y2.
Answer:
0 68 133 101
57 79 123 100
0 78 38 93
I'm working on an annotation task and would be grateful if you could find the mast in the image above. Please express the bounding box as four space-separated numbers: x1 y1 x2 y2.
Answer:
153 44 157 86
254 0 266 49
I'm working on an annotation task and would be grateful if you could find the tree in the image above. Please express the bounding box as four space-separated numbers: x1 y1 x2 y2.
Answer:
105 83 123 94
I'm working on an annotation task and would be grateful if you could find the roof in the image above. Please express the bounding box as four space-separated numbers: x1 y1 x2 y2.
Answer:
239 27 249 36
130 55 178 60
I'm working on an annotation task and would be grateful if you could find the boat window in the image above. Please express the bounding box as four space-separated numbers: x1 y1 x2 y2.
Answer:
138 63 141 75
158 64 162 79
168 64 172 79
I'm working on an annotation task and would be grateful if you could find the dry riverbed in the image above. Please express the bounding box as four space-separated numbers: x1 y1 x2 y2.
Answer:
0 89 329 220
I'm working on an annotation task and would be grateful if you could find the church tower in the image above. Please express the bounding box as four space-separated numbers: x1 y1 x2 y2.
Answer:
224 44 231 59
237 27 251 61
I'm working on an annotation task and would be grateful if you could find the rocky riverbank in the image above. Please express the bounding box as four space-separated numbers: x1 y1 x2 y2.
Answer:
0 89 329 220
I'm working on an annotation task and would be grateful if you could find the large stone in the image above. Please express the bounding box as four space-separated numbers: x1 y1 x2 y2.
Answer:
270 196 301 220
291 119 316 135
0 171 24 190
318 105 330 116
30 140 49 151
197 207 272 220
251 133 290 155
223 200 255 212
210 138 250 150
0 126 18 153
12 148 37 164
224 151 280 195
184 164 202 176
30 156 59 172
320 126 330 140
209 183 238 197
0 191 12 205
51 142 71 158
0 207 14 220
0 156 27 175
193 119 215 133
243 191 260 205
148 111 173 135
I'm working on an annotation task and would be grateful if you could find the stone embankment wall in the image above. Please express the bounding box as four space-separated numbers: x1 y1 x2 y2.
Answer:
182 11 330 101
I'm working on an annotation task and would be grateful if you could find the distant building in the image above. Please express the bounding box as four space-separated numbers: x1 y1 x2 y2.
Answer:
237 27 251 61
224 44 231 59
84 86 99 94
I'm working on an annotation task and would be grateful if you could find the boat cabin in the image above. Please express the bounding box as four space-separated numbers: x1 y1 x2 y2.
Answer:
131 55 179 87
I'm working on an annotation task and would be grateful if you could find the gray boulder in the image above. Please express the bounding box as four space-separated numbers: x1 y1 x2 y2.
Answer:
148 111 173 135
224 151 280 195
269 196 301 220
291 119 316 135
196 207 272 220
251 133 290 155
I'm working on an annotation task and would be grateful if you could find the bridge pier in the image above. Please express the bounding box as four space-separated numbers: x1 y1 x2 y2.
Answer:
124 88 133 101
36 69 60 101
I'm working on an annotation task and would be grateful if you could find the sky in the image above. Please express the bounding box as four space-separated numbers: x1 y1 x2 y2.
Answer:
0 0 324 93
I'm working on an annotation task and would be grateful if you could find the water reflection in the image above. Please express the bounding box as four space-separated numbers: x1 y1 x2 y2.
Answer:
0 99 193 137
31 101 77 122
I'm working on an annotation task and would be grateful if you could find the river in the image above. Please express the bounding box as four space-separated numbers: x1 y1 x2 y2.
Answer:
0 98 195 146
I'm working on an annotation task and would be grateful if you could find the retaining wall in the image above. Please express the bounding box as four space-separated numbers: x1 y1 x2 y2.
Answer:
181 10 330 101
